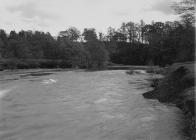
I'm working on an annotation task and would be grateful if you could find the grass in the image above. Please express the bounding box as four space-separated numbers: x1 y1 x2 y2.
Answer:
0 59 72 70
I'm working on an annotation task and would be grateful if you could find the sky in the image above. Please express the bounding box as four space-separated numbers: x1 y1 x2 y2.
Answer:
0 0 180 36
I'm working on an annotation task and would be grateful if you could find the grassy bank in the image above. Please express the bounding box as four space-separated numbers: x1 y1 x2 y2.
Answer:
143 62 195 139
0 59 74 70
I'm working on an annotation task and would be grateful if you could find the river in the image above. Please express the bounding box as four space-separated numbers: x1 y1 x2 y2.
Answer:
0 70 184 140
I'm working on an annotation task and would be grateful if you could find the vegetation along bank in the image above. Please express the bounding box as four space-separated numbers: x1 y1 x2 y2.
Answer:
143 62 195 140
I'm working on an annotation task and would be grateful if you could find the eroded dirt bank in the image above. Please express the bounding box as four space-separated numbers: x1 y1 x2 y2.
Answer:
143 62 195 140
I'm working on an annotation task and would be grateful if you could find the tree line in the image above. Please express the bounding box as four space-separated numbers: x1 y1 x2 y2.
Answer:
0 0 194 69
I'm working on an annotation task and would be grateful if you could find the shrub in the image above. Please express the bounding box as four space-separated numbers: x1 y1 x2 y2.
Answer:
157 66 194 102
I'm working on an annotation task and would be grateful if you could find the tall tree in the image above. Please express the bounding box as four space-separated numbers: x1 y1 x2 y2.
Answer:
106 27 115 42
82 28 108 69
0 30 8 57
0 38 4 58
82 28 97 42
59 27 81 42
140 20 145 43
124 22 137 43
173 0 195 26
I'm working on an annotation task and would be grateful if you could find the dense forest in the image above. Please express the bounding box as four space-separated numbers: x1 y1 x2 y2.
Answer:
0 0 195 69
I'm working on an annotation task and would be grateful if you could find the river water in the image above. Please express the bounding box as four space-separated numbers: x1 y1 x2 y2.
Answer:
0 70 184 140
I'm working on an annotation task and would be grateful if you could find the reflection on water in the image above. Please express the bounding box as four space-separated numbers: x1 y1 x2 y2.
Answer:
0 70 184 140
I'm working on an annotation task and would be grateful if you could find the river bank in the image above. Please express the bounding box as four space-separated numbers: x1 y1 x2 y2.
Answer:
0 59 75 70
0 58 162 71
143 62 195 139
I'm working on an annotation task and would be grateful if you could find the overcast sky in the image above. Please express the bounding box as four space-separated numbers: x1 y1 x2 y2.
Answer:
0 0 179 35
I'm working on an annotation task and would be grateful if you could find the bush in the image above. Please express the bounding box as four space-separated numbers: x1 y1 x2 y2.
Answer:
26 60 40 68
16 61 29 69
150 78 161 89
156 66 194 102
2 59 17 69
39 60 58 68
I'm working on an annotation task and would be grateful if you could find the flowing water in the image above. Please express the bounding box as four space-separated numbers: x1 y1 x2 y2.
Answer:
0 70 184 140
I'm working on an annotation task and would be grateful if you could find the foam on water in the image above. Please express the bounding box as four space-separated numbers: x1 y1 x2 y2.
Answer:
133 70 146 74
101 113 125 119
95 98 108 103
42 79 57 84
140 116 157 122
0 89 11 98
